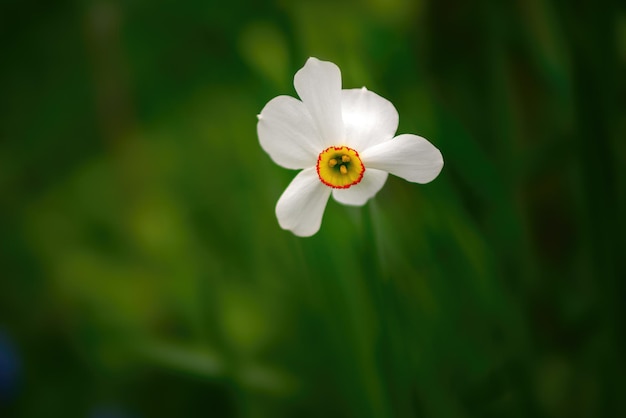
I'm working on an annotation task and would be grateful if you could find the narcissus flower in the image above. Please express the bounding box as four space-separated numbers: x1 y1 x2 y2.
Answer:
257 57 443 237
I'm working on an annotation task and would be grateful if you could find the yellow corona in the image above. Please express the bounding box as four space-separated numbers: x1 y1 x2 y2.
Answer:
316 146 365 188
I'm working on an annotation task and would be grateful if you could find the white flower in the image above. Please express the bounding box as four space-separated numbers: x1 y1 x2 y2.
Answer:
257 57 444 237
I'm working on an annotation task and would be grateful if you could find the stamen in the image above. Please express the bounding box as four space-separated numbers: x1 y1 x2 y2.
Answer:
340 165 348 174
328 158 338 167
341 155 351 163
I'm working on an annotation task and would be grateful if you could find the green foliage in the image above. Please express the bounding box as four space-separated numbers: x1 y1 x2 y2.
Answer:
1 0 624 417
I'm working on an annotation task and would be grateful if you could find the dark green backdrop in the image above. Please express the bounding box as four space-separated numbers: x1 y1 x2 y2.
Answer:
1 0 624 417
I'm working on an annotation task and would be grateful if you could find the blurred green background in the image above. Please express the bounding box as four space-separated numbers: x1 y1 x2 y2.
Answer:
1 0 625 417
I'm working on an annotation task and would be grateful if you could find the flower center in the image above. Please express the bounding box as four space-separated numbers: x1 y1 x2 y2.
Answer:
316 146 365 189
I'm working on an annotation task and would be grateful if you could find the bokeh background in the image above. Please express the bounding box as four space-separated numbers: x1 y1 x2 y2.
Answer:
1 0 625 417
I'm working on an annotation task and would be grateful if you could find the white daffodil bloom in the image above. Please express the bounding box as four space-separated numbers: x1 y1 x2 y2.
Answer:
257 57 444 237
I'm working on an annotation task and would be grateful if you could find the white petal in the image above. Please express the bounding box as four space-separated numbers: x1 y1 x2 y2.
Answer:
294 58 344 147
275 167 331 237
341 88 399 151
257 95 322 169
332 168 388 206
360 134 444 183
